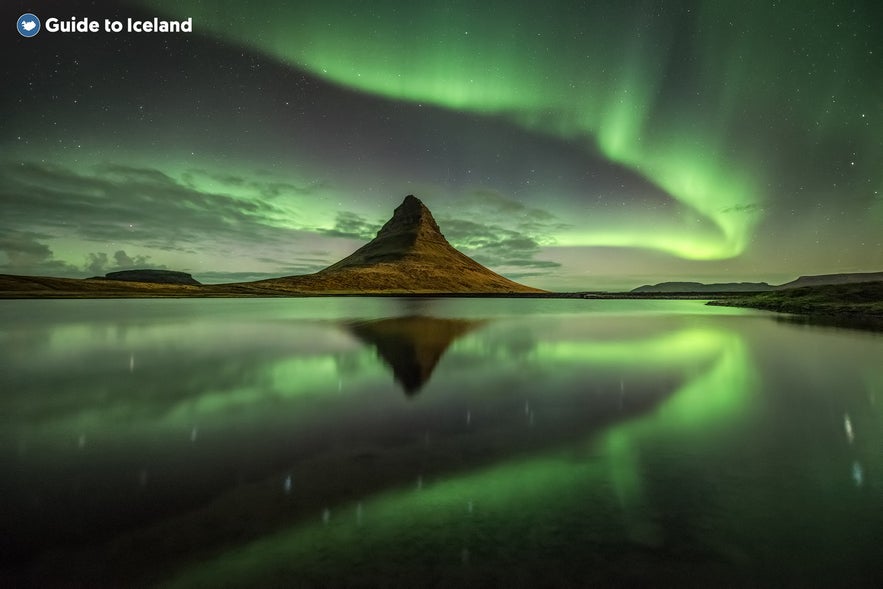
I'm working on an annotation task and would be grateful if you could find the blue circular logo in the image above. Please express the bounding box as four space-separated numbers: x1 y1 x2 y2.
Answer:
17 13 40 38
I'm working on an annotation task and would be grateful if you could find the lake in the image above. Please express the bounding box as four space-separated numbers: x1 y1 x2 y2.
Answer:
1 298 881 587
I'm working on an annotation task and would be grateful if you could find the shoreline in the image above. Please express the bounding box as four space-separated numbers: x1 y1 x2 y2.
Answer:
706 281 883 330
0 274 749 300
0 290 739 300
3 274 881 331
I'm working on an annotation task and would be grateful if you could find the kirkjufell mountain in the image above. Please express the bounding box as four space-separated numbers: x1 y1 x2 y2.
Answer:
254 195 544 294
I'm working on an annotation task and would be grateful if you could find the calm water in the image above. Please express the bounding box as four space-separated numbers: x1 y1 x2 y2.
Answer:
1 298 881 587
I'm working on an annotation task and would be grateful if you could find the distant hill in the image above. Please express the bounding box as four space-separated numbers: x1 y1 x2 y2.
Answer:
632 282 772 293
633 271 883 293
0 274 209 297
776 272 883 290
97 270 202 285
251 195 543 294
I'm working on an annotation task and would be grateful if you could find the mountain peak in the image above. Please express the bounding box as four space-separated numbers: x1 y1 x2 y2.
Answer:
401 194 423 208
375 194 442 241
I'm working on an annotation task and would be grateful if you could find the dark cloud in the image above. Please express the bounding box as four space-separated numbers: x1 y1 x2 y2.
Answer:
720 203 763 214
84 253 108 275
459 189 557 221
257 254 331 266
441 218 561 272
0 232 80 276
504 271 554 280
0 230 170 277
0 160 352 277
0 232 53 267
180 168 330 200
316 211 382 240
113 250 153 268
0 160 319 251
93 163 179 185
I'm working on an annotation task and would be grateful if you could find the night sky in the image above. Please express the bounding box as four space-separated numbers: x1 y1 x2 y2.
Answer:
2 0 881 290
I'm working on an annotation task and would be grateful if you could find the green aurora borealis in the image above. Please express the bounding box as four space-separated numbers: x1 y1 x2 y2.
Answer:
2 0 881 289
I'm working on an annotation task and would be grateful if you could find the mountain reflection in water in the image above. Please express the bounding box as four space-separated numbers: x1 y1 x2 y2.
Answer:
345 316 485 394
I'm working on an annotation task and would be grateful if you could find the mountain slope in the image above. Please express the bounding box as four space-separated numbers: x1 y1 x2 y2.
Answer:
254 195 544 294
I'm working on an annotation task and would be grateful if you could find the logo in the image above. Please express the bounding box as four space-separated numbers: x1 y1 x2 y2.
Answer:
17 13 40 37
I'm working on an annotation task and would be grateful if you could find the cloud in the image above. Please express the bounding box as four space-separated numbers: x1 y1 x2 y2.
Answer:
316 211 382 240
114 249 152 268
0 160 325 256
0 232 53 267
0 230 169 277
436 190 569 277
504 271 554 280
257 254 331 266
180 168 329 200
1 161 293 242
720 203 763 214
441 218 561 271
84 252 108 275
0 159 328 277
0 232 80 275
458 189 557 222
85 249 162 275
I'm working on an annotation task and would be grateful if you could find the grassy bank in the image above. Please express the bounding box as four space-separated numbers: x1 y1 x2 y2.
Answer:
707 281 883 316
